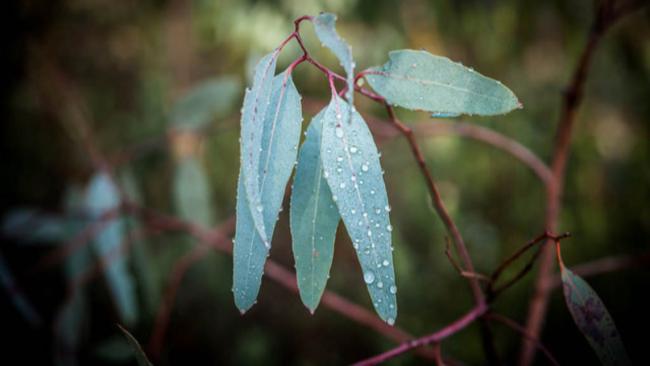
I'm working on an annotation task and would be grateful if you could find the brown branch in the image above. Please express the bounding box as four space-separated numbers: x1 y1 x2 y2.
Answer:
487 313 559 366
549 251 650 289
519 1 646 364
352 303 488 366
412 122 553 186
381 102 499 363
128 205 437 361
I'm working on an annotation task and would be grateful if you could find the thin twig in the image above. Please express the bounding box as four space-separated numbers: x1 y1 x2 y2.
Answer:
549 251 650 289
352 303 488 366
487 313 559 366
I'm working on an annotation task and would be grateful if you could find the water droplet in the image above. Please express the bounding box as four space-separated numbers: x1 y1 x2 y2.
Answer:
339 182 346 189
382 260 389 266
256 204 263 213
336 156 343 162
361 164 369 172
375 208 381 214
332 195 338 201
324 171 329 178
335 126 344 138
367 230 372 237
389 285 397 294
370 190 376 195
351 175 356 182
363 271 375 284
336 113 342 120
384 205 391 212
377 281 384 289
350 146 358 154
387 317 395 325
386 225 393 232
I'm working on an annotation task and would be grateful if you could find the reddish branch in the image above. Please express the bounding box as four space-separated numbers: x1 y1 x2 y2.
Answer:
487 313 559 366
519 2 645 364
352 303 488 366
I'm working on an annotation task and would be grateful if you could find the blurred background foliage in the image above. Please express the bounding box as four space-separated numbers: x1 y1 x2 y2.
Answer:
1 0 649 365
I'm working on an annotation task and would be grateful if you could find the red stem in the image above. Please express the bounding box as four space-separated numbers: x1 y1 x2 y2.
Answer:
353 303 488 366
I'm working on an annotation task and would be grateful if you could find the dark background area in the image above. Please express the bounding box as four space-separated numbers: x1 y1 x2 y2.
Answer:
1 0 649 365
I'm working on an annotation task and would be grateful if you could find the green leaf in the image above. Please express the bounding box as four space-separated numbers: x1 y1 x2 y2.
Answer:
366 49 521 116
85 173 137 325
240 52 279 246
170 76 241 131
313 12 355 103
561 265 630 366
233 70 302 312
117 324 153 366
320 96 397 324
290 109 340 313
173 157 215 227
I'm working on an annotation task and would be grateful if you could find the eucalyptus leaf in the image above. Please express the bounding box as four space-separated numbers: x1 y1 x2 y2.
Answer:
240 52 279 245
85 173 137 325
290 109 340 312
233 70 302 312
320 96 397 324
170 76 241 131
561 264 630 366
120 170 158 317
366 50 520 116
1 209 81 244
117 325 153 366
173 157 215 227
313 12 355 103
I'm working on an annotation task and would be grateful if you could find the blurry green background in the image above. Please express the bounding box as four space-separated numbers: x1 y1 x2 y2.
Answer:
1 0 649 365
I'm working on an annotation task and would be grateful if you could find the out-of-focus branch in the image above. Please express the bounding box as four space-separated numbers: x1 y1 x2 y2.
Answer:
549 252 650 289
487 313 558 366
125 204 437 361
519 2 647 364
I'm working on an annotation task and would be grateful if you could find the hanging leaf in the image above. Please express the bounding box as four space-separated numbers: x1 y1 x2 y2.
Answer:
233 70 302 312
561 264 630 365
120 170 159 317
54 186 91 366
313 12 355 103
365 50 521 116
239 52 279 246
117 325 153 366
170 76 241 131
320 96 397 324
85 173 137 325
290 109 340 313
173 157 215 227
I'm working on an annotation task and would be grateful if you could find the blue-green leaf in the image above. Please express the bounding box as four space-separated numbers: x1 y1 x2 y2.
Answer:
120 170 159 317
2 209 81 244
233 70 302 312
170 76 241 131
173 157 215 227
561 265 630 366
313 12 355 103
85 173 137 325
290 109 340 313
366 49 521 116
240 52 279 245
320 96 397 324
117 325 153 366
